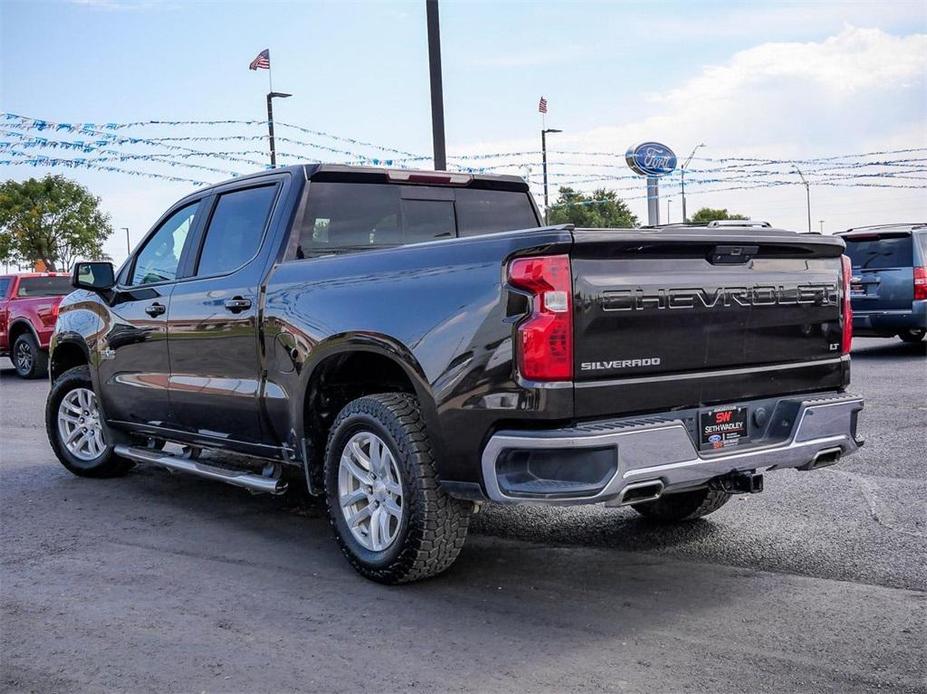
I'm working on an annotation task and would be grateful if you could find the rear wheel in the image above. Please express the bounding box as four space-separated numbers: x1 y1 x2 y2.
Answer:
12 332 48 379
632 487 731 522
898 329 926 343
46 366 132 478
324 393 470 584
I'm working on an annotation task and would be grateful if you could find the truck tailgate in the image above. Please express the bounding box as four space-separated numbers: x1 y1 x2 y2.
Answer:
570 228 849 418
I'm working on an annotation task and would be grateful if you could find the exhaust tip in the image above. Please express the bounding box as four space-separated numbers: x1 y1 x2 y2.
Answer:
618 480 664 506
809 447 843 470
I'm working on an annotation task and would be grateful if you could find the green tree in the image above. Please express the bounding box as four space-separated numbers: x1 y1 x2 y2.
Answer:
0 175 112 271
548 187 638 228
689 207 748 224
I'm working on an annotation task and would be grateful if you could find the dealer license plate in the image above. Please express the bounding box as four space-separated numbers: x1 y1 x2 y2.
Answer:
700 406 747 449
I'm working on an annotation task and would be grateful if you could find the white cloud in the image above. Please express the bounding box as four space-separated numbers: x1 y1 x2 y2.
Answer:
660 26 926 101
453 26 927 232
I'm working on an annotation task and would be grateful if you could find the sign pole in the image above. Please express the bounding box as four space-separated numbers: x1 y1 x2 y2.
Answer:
647 177 660 226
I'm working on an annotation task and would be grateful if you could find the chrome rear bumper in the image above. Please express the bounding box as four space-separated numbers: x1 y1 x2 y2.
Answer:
480 393 864 505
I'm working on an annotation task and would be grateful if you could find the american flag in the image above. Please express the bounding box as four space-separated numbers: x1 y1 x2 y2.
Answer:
249 49 270 71
538 96 548 114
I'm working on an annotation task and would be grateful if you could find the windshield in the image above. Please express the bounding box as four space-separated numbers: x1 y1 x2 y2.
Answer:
843 235 913 270
17 276 73 297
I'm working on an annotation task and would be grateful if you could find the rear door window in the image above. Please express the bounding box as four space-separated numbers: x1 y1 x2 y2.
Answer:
196 185 278 277
0 278 11 298
844 235 913 269
16 276 73 297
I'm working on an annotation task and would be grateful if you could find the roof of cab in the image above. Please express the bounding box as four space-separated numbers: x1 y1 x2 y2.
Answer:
200 163 529 193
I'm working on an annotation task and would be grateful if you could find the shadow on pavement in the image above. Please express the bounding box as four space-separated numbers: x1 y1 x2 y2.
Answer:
852 339 926 359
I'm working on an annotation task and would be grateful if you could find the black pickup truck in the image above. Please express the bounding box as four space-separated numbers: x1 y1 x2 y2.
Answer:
47 164 864 583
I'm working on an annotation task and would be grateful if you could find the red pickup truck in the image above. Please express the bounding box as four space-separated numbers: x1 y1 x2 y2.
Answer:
0 272 72 378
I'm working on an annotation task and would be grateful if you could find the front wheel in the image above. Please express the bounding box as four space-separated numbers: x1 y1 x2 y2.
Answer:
13 332 48 379
46 366 132 478
324 393 470 584
631 487 731 522
898 329 926 343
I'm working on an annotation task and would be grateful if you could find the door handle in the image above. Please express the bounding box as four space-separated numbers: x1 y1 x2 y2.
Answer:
144 302 166 317
224 296 252 313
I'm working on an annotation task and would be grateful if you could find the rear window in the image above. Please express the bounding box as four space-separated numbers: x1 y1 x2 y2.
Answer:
456 188 539 237
296 182 538 257
16 276 72 297
843 235 913 270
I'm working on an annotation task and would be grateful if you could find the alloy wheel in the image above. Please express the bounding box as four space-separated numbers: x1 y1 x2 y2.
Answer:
337 431 404 552
15 340 33 374
57 387 106 461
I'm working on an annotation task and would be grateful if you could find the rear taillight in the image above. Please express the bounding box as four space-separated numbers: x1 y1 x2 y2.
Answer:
508 254 573 381
914 266 927 301
841 255 853 354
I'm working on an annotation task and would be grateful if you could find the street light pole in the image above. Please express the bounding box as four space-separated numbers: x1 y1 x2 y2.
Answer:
792 163 811 232
819 219 825 234
680 143 704 223
426 0 446 170
541 128 562 225
666 198 671 224
266 91 291 168
121 227 130 255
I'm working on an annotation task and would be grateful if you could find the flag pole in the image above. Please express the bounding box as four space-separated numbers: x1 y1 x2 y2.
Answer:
268 54 273 94
266 52 275 169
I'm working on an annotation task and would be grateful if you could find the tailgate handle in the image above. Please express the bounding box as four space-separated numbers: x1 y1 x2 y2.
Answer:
710 245 758 264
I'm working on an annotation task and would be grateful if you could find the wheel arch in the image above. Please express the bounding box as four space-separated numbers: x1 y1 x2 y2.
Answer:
295 334 442 487
8 319 39 347
49 336 91 383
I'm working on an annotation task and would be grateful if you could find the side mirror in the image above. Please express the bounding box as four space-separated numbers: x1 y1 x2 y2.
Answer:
72 261 115 291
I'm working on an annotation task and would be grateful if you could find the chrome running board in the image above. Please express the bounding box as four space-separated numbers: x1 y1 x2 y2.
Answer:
114 445 287 495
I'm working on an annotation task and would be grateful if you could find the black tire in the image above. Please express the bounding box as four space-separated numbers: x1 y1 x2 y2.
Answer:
898 329 926 343
45 365 132 478
631 487 731 522
12 332 48 379
324 393 470 584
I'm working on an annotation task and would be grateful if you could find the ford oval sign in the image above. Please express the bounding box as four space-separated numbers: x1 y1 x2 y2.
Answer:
626 142 677 177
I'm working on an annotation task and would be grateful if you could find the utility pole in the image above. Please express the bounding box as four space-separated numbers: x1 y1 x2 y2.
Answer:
541 128 562 224
792 163 811 232
426 0 446 170
121 227 130 255
266 91 291 168
680 143 704 222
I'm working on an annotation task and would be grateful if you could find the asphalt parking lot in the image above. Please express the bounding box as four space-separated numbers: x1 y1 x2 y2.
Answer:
1 337 925 693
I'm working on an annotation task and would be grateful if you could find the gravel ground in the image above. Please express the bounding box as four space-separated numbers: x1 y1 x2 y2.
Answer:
1 337 925 693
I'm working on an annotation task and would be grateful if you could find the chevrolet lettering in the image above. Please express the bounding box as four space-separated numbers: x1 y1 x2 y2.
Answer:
601 283 839 312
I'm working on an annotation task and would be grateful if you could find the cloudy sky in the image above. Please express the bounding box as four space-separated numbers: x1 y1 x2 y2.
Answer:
1 0 925 265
